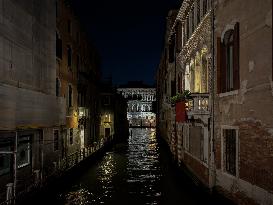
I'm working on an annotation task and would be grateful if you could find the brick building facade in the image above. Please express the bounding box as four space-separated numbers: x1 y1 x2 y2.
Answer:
156 0 273 204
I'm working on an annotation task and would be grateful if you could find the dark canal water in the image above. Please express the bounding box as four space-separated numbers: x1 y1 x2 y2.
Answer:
27 128 233 205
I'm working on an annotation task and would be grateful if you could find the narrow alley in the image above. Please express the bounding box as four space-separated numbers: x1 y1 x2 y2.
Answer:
26 128 233 205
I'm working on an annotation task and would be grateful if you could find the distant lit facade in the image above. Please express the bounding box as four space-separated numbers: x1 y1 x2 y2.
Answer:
118 84 156 127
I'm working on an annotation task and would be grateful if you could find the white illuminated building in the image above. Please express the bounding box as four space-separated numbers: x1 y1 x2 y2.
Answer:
118 82 156 127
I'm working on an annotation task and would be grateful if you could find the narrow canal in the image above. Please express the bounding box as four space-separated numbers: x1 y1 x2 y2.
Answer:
28 128 233 205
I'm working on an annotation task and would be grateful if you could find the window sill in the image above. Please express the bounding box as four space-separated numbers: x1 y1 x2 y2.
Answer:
18 162 30 169
218 90 239 98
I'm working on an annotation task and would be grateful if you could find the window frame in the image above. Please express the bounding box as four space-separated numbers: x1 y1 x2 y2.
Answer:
221 126 239 178
17 135 31 169
217 23 240 94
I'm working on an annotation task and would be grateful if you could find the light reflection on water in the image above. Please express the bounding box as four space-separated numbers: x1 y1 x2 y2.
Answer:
61 128 161 205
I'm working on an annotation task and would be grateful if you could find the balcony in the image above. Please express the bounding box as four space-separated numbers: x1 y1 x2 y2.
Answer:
186 93 210 119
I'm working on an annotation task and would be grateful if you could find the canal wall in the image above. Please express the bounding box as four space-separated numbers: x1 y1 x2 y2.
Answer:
157 134 235 204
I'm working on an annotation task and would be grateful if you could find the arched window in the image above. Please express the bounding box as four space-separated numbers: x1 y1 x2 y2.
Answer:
201 53 208 93
224 30 234 91
217 23 240 93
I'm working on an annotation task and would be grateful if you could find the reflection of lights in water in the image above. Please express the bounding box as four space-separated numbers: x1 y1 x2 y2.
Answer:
64 188 91 205
98 154 116 182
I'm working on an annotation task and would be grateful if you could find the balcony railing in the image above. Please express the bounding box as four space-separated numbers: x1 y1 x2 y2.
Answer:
186 93 210 116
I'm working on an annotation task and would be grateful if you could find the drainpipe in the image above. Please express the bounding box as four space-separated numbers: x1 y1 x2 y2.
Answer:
13 131 17 204
210 0 216 190
174 33 178 162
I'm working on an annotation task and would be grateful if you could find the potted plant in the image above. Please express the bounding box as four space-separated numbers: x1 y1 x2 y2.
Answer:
170 90 191 122
170 90 191 104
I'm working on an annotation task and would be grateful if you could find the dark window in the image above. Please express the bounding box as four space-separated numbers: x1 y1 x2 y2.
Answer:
69 128 73 145
56 1 58 18
67 45 72 68
68 85 72 107
191 8 194 33
56 78 60 97
102 96 110 105
76 55 80 71
223 30 234 92
53 130 59 151
171 80 176 97
186 18 189 41
175 22 182 52
168 35 175 63
39 130 43 144
224 129 237 176
68 19 71 33
0 145 11 175
76 32 80 43
203 0 207 16
56 33 62 59
178 73 182 93
197 0 200 25
217 23 240 93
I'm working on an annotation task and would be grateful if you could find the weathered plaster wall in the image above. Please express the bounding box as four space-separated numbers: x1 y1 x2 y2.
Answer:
215 0 273 204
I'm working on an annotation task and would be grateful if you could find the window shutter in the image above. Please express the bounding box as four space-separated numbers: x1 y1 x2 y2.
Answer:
233 22 240 90
217 37 226 93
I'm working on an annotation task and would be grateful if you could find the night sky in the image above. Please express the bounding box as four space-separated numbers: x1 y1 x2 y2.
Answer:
72 0 181 85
